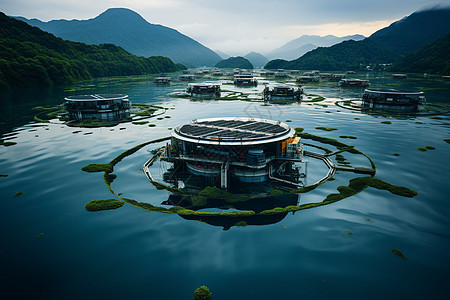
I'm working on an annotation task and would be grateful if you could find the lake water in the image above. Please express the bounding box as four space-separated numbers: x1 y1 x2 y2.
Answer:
1 71 449 299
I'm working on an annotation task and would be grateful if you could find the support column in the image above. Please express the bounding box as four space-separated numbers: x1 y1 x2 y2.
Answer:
220 162 228 188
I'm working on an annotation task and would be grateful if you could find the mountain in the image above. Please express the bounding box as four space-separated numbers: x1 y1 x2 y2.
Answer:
0 12 184 89
390 33 450 75
265 7 450 71
15 8 222 67
215 57 253 69
244 52 269 67
268 34 365 60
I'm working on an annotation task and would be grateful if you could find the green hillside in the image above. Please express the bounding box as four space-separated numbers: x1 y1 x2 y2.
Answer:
0 12 185 89
215 56 253 69
390 33 450 75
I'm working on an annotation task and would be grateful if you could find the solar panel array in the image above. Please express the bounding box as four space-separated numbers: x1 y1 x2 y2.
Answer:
178 119 288 141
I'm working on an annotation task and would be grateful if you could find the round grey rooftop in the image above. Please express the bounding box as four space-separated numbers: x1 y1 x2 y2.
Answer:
64 94 128 101
172 117 294 146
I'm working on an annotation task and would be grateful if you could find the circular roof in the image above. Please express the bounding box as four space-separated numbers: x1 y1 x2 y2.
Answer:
172 117 294 146
364 89 424 95
64 94 128 102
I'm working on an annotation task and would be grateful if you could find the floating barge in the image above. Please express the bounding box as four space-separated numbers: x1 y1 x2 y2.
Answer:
263 85 303 102
180 74 196 81
296 76 319 83
339 79 370 87
64 94 131 121
154 77 171 84
160 117 306 189
186 83 221 98
392 74 407 79
234 73 258 86
362 89 426 111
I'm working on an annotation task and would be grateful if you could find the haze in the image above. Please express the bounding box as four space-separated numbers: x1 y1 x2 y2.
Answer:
2 0 447 55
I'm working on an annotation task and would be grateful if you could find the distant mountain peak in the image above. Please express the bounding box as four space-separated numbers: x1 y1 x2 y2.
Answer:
14 8 221 67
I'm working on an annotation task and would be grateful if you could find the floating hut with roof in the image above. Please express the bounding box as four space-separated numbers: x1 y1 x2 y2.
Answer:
186 83 221 98
339 79 370 87
154 77 171 84
64 94 131 121
234 73 258 86
263 85 303 102
362 89 425 111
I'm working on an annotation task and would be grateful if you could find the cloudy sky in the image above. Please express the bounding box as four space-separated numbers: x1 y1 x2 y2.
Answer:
2 0 447 55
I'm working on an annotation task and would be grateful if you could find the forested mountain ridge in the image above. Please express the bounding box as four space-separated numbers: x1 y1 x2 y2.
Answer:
264 8 450 71
15 8 222 67
0 12 185 89
390 33 450 74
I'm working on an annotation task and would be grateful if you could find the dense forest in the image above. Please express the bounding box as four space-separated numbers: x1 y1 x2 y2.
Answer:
390 33 450 75
0 12 186 89
215 56 253 69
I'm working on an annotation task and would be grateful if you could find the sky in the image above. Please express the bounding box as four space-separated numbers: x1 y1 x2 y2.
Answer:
2 0 447 56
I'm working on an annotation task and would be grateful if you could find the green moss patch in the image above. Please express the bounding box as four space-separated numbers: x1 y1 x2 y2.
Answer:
1 140 17 146
194 286 212 300
381 121 392 124
417 147 427 152
14 192 25 197
425 146 435 150
82 163 113 173
392 153 400 156
315 127 338 131
132 121 149 125
148 124 156 127
444 139 450 144
339 135 357 139
391 248 406 259
85 199 125 212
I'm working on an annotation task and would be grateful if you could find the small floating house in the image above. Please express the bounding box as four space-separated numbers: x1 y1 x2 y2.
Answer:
180 74 196 81
154 77 171 84
64 94 131 121
362 89 425 111
392 74 407 79
234 73 258 86
161 117 305 188
263 85 303 102
296 76 319 83
339 79 370 87
186 83 221 98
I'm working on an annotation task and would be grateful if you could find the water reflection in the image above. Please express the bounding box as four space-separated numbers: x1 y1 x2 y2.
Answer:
163 193 300 230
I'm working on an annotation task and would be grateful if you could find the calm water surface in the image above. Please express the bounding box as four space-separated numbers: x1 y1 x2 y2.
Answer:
1 71 449 299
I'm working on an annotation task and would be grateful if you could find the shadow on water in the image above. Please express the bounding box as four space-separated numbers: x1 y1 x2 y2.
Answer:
164 193 300 230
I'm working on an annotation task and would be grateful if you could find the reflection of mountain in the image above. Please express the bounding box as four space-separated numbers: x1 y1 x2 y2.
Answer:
163 193 299 230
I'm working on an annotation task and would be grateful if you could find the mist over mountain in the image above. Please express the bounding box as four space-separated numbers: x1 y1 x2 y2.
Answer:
267 34 365 60
15 8 222 67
